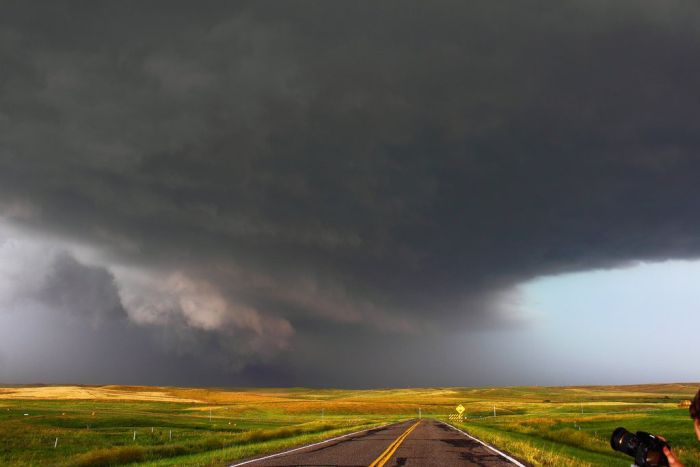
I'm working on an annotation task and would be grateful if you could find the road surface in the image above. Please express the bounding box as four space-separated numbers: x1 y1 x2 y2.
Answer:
231 419 526 467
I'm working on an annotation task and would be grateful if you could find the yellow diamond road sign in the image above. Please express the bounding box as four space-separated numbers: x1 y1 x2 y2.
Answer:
455 404 465 415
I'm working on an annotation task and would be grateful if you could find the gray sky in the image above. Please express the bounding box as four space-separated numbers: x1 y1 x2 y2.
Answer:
1 1 699 387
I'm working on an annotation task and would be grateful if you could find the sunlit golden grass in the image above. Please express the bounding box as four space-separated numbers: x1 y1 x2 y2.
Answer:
0 386 200 403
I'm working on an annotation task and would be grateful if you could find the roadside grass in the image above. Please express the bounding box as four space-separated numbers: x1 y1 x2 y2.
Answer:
1 383 698 466
445 391 700 466
72 420 388 467
0 397 394 466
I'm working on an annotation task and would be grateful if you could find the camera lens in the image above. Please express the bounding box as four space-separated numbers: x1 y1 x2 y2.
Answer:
611 427 639 457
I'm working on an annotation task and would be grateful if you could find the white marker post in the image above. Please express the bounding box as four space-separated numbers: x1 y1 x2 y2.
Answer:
133 430 136 441
493 405 496 417
169 430 172 441
54 437 58 448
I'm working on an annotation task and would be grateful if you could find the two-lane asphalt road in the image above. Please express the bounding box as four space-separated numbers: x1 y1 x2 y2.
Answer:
231 419 527 467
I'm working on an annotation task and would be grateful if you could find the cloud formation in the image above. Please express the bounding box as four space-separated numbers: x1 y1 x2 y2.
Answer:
1 1 700 385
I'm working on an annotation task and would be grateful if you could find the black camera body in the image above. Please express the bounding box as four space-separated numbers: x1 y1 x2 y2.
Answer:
610 427 669 467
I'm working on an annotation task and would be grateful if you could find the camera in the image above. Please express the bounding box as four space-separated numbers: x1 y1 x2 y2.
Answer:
610 427 669 466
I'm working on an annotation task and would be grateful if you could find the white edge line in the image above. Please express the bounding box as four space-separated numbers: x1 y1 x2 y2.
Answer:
228 421 402 467
441 421 527 467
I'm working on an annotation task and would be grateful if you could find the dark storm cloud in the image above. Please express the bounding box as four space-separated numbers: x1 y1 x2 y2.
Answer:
38 253 126 325
1 1 700 385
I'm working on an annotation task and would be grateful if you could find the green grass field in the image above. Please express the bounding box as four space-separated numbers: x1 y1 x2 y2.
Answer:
0 383 697 466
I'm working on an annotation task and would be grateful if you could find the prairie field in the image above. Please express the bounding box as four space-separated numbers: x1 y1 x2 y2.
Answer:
0 383 698 466
443 384 700 466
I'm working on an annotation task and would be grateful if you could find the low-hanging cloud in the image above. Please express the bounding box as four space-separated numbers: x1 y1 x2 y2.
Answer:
0 232 294 383
2 0 700 386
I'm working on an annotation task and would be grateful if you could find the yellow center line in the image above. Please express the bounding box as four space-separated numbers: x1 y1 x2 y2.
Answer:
368 420 421 467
